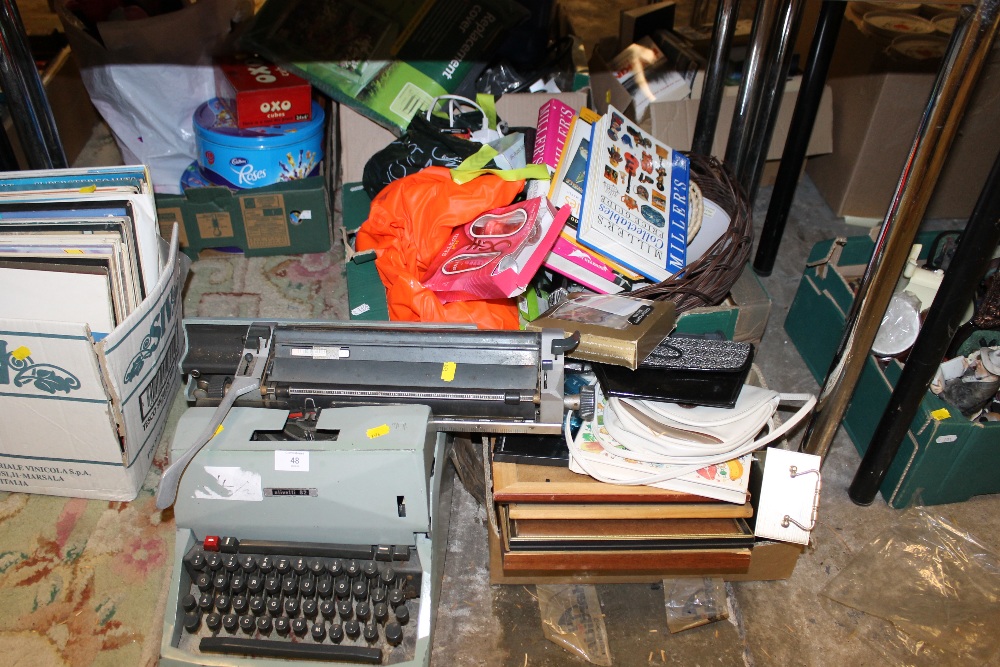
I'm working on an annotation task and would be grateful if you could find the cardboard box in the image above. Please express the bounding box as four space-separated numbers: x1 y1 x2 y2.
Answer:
0 232 185 500
155 176 332 259
806 18 1000 221
785 234 1000 507
589 46 834 161
215 55 313 128
336 91 588 186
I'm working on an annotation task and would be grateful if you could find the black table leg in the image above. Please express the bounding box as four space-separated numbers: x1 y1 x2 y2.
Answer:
753 1 845 277
0 0 67 169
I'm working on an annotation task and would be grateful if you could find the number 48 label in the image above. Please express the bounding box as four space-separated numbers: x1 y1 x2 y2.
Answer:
275 450 310 472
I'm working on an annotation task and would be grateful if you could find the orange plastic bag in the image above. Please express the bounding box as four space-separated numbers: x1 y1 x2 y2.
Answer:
355 166 525 329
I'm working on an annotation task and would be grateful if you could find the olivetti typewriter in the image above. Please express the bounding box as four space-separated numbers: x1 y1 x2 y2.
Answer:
158 320 581 666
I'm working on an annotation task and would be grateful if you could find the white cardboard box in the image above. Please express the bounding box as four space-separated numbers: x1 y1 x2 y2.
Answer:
0 230 185 500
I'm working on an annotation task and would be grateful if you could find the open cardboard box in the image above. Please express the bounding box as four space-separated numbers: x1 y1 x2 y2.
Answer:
588 42 833 163
0 231 186 500
805 17 1000 222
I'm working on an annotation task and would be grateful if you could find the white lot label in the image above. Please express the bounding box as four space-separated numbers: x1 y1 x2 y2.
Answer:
275 450 309 472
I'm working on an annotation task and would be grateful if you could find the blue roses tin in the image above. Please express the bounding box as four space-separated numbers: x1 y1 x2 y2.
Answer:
193 98 325 189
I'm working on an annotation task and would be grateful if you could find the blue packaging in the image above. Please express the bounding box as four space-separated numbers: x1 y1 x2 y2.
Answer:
193 98 325 190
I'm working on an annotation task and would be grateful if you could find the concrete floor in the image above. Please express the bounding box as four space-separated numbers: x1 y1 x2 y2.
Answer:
24 1 1000 665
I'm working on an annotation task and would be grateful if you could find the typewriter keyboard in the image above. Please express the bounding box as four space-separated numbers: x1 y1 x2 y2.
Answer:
176 536 423 664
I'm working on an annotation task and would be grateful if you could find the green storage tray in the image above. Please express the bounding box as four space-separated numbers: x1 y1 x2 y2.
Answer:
785 235 1000 508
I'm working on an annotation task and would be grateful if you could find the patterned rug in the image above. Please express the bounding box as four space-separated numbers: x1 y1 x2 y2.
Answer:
0 245 349 667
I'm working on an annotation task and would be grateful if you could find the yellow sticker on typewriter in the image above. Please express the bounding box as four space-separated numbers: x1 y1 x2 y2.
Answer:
441 361 457 382
11 346 31 361
367 424 390 439
931 408 951 421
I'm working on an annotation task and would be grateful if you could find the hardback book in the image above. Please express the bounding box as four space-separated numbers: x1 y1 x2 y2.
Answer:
526 292 676 370
545 235 633 294
557 230 644 281
576 105 690 283
547 107 602 230
532 98 578 172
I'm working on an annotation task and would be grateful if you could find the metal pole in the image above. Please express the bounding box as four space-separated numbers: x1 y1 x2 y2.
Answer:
742 0 805 203
724 0 780 183
0 0 67 169
800 0 1000 460
692 0 739 156
753 1 845 276
849 148 1000 505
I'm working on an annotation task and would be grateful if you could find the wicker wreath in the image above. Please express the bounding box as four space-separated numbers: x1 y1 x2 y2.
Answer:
629 153 753 312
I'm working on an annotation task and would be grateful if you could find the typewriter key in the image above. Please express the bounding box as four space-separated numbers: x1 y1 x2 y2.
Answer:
183 612 201 633
249 596 265 616
222 613 239 633
283 597 299 616
246 575 264 594
267 597 282 616
352 580 368 601
329 623 344 644
385 621 403 646
239 615 255 634
317 575 333 598
310 622 326 642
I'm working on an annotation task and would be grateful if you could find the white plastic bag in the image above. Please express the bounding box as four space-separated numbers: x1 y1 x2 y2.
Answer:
56 0 247 193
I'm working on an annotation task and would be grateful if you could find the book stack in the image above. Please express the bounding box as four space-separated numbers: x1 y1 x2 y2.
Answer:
544 108 651 294
490 456 755 581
